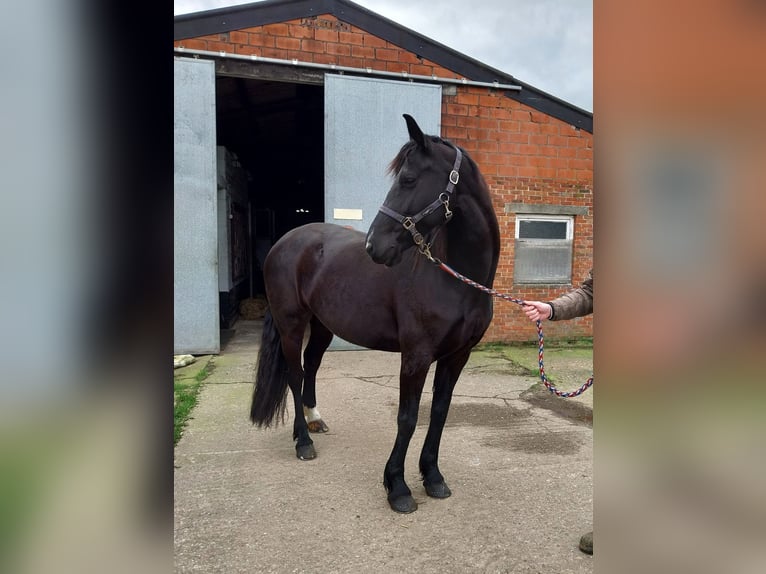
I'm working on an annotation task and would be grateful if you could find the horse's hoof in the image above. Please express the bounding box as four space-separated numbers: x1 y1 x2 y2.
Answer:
388 495 418 513
425 481 452 499
296 444 316 460
307 419 329 433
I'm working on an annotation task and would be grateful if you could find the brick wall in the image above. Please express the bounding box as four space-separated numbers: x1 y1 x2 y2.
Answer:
175 14 594 342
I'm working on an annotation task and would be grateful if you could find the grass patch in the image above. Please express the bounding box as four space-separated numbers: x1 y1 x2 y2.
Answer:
174 362 211 445
473 339 593 384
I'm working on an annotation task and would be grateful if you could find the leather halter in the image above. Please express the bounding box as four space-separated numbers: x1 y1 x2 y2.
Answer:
377 145 463 258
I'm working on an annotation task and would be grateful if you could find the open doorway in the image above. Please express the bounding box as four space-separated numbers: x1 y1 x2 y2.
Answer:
214 76 324 327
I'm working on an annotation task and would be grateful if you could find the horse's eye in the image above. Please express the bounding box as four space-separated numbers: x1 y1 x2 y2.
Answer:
399 174 417 187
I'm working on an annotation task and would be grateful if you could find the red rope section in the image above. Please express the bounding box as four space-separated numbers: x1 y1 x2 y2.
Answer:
437 261 593 398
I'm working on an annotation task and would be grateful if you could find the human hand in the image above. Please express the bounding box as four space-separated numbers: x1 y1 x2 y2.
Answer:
522 301 552 322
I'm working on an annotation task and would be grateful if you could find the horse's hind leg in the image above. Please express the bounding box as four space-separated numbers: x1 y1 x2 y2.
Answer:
302 317 333 433
419 348 472 499
279 323 316 460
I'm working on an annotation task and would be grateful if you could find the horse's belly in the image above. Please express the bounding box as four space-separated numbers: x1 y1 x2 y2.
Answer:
314 304 400 352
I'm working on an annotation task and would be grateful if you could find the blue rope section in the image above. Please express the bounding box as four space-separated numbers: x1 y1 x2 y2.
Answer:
436 261 593 398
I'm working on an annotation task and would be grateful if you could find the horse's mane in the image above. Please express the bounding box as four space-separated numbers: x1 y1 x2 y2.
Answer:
387 136 482 186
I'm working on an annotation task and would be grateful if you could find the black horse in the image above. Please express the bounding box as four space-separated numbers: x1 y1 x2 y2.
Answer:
251 114 500 513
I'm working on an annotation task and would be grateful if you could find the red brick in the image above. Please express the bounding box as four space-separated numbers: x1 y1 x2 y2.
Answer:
498 120 521 132
567 137 587 148
497 165 519 177
176 39 207 50
234 44 259 55
276 36 301 50
301 39 325 53
367 60 387 72
338 56 364 68
351 45 374 58
375 48 398 61
518 144 539 155
409 64 434 76
229 31 248 43
260 47 283 59
386 61 408 73
477 140 498 152
248 33 275 48
288 24 314 39
446 103 468 116
547 135 568 147
363 35 387 48
265 23 289 36
339 31 364 45
207 41 234 52
443 126 468 139
312 53 337 65
456 93 480 106
490 107 512 120
315 28 339 43
326 43 350 56
512 110 532 122
540 146 557 156
456 115 479 130
398 51 423 65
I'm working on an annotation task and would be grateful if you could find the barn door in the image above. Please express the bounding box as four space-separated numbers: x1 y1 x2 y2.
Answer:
174 57 219 354
324 75 442 233
324 75 442 348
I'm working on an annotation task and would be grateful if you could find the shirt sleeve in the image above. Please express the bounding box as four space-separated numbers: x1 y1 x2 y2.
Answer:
548 269 593 321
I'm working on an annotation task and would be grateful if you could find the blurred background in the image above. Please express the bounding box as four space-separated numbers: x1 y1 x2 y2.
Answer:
0 1 764 572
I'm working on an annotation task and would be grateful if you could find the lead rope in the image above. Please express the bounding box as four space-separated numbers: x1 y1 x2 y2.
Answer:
433 258 593 398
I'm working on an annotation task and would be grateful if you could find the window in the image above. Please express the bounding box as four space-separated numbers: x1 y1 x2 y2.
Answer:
514 215 573 284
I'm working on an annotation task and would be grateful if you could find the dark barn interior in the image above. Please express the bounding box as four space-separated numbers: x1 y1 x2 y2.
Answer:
214 76 324 322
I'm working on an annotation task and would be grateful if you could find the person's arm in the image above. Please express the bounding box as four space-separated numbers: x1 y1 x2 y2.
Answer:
522 269 593 322
548 270 593 321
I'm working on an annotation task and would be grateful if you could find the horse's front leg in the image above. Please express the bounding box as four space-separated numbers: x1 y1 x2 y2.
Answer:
384 361 429 513
419 348 471 499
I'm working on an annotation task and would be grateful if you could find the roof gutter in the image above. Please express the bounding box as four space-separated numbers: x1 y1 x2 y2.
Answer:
173 47 523 91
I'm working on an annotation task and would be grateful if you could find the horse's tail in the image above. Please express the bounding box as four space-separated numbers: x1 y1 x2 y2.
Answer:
250 309 289 427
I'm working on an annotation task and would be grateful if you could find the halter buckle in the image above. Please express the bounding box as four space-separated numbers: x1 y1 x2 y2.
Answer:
402 217 414 230
449 170 459 185
439 193 453 221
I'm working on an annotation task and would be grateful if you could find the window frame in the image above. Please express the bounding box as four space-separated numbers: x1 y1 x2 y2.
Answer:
514 214 574 241
513 214 575 285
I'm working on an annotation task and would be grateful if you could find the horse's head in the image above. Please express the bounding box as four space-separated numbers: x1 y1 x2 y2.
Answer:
365 114 463 267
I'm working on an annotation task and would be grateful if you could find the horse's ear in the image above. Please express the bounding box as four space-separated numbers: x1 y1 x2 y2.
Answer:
403 114 429 150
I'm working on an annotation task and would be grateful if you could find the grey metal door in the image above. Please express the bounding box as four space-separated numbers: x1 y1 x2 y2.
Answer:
324 75 442 348
324 75 442 233
174 57 219 354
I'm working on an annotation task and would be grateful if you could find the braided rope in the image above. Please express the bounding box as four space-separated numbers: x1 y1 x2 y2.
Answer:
437 261 593 398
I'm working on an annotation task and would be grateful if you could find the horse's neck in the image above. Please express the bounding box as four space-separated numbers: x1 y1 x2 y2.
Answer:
443 195 500 286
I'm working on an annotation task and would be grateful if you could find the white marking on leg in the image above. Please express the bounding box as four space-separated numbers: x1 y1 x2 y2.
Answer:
303 406 322 423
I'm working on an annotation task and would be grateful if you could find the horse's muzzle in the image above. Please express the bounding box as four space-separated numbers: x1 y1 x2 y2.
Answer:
365 232 401 267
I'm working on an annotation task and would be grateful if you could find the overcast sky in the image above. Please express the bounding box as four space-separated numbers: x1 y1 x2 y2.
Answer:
174 0 593 112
